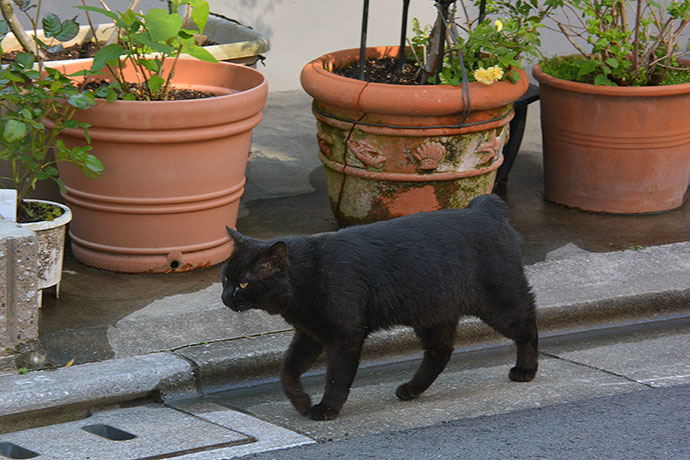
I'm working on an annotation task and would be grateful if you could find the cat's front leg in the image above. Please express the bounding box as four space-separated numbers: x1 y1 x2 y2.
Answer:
310 338 364 421
281 331 323 415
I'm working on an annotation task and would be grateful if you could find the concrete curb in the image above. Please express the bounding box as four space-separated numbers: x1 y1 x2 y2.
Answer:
1 242 689 433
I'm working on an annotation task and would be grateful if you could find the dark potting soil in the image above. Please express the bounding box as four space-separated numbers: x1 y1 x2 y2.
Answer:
83 80 216 101
333 57 427 85
3 40 217 100
1 41 103 64
17 200 64 224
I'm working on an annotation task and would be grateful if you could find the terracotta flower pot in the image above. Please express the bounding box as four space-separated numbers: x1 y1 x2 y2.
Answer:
54 58 268 273
534 63 690 214
300 46 528 225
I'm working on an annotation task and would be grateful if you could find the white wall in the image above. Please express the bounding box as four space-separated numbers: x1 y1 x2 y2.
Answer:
211 0 437 91
11 0 437 92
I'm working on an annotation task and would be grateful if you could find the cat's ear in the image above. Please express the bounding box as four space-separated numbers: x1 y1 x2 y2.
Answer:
256 242 287 277
226 226 247 245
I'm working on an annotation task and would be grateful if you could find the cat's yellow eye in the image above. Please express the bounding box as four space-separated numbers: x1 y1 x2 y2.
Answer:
239 282 248 289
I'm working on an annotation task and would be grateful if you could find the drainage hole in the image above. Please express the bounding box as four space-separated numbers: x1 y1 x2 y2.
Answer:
0 441 39 459
81 424 137 441
170 260 180 270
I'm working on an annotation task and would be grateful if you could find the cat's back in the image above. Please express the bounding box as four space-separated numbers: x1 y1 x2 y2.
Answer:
330 195 515 248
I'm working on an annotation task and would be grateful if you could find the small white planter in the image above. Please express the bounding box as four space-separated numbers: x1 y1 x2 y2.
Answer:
18 200 72 299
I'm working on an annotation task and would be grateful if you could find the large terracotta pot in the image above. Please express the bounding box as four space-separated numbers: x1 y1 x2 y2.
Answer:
301 46 528 225
55 58 268 273
534 63 690 213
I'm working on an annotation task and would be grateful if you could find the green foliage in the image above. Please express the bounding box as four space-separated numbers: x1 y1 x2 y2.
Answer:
77 0 217 101
0 2 103 213
0 53 103 208
540 54 690 86
410 0 556 85
542 0 690 86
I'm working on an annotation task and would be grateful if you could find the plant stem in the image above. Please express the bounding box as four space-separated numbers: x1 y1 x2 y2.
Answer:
0 0 40 56
161 2 192 100
81 0 101 50
632 0 643 73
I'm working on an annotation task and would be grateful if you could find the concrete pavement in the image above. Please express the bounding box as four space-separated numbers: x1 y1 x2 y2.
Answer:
0 90 689 441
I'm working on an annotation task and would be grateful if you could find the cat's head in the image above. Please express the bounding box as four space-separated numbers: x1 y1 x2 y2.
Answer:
221 226 291 315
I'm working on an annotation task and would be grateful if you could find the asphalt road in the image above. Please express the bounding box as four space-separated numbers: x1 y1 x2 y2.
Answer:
209 317 690 460
237 383 690 460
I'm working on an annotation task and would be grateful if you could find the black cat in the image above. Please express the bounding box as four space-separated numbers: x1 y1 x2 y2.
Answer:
221 194 538 421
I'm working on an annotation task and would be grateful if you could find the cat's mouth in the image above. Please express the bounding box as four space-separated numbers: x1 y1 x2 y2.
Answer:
225 300 254 312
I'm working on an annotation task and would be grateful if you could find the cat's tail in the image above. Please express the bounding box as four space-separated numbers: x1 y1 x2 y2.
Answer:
468 194 509 220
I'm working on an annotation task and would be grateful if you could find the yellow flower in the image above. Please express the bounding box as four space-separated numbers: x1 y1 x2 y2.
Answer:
494 19 503 32
488 65 504 81
474 65 504 85
474 68 491 85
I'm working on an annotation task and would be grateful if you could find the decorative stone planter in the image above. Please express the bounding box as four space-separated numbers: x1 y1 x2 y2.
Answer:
54 58 268 273
300 46 528 225
534 63 690 214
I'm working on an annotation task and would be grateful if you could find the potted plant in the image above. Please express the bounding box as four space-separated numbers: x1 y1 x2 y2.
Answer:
300 0 554 225
534 0 690 213
1 2 103 296
47 0 268 273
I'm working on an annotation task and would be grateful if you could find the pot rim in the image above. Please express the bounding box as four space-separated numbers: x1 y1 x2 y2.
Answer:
52 57 268 130
533 61 690 97
53 57 267 106
300 46 528 115
19 199 72 230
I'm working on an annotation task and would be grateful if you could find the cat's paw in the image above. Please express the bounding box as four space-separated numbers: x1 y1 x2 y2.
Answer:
509 366 537 382
309 403 339 421
395 383 420 401
289 393 312 415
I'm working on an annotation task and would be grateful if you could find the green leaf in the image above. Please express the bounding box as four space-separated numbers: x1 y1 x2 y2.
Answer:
0 20 9 37
140 59 161 72
190 0 210 33
83 154 104 177
132 33 175 54
145 9 183 42
76 5 119 21
182 43 217 63
91 44 124 71
120 9 139 28
594 74 615 86
42 13 63 38
147 74 165 94
46 44 65 54
1 70 25 82
576 60 598 78
16 52 35 70
106 89 119 103
54 19 79 42
67 93 95 110
605 58 619 69
3 120 28 143
44 166 58 177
